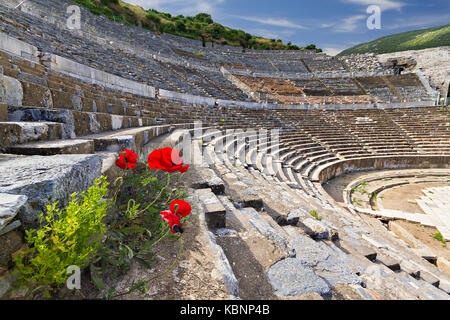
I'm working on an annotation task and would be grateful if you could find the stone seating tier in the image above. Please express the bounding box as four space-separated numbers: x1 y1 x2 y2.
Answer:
0 2 435 106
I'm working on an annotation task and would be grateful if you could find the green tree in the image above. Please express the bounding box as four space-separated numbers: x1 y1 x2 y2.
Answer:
101 0 119 4
175 20 187 32
194 13 213 24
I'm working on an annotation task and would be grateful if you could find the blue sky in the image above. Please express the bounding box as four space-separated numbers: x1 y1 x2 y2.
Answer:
126 0 450 55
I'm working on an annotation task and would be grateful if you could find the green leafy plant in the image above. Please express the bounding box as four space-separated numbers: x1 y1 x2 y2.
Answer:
13 147 192 300
89 149 191 299
13 177 110 297
352 198 363 206
433 233 447 247
309 210 322 221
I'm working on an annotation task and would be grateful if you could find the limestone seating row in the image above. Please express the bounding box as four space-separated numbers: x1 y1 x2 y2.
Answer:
193 129 450 298
184 119 450 278
2 120 194 156
232 152 450 296
196 149 368 299
271 108 447 158
2 49 291 135
0 4 258 102
1 1 435 107
225 125 447 203
160 61 246 102
323 117 420 154
7 105 159 137
0 53 157 117
206 129 337 202
0 121 63 147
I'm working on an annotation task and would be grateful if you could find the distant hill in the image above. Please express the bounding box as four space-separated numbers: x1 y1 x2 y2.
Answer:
338 24 450 56
71 0 322 52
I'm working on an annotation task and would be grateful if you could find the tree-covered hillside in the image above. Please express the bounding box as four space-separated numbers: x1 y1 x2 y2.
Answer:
339 24 450 56
71 0 322 51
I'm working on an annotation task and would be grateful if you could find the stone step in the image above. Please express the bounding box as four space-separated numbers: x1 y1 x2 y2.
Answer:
0 154 102 229
84 125 179 152
0 193 28 233
189 166 225 195
4 139 95 156
0 121 64 148
8 106 158 138
216 196 289 299
376 253 401 272
196 188 227 229
289 235 365 288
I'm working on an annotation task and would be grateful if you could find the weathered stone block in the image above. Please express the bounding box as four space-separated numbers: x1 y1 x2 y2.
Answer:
51 90 72 109
8 108 75 139
196 189 226 229
0 154 102 229
267 258 332 298
376 253 401 271
21 81 49 108
303 217 330 240
420 271 440 287
189 167 225 195
388 221 423 249
437 257 450 276
0 122 63 148
246 208 295 256
0 193 28 232
0 75 22 106
7 139 94 156
286 209 307 226
93 135 135 152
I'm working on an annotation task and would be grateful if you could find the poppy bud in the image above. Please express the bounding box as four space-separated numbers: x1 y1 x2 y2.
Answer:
172 224 181 234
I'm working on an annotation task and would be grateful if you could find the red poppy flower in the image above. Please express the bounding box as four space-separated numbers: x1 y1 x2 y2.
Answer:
115 149 138 170
160 210 181 234
169 200 192 217
148 148 189 173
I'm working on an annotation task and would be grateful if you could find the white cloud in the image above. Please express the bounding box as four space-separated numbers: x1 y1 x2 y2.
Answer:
341 0 406 11
323 47 345 56
333 15 366 32
245 28 280 39
245 28 295 40
231 15 308 30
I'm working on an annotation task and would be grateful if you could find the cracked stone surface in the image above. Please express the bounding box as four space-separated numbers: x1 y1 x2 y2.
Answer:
0 193 28 232
0 154 102 228
268 258 332 298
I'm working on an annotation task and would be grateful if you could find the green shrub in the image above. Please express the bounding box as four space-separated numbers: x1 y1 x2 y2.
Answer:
101 0 119 4
194 13 213 24
70 0 304 50
433 233 447 247
309 210 322 221
175 20 187 32
13 177 110 293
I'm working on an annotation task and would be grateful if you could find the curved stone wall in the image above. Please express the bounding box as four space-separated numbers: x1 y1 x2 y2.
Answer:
314 155 450 183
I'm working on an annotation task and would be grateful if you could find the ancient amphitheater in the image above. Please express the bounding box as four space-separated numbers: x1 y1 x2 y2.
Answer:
0 0 449 300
